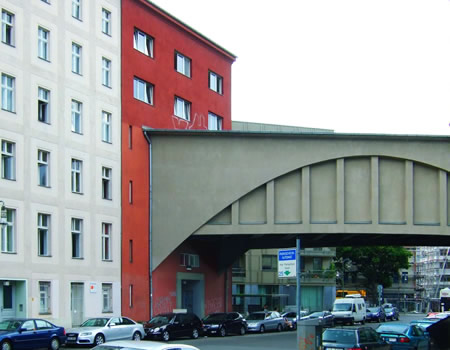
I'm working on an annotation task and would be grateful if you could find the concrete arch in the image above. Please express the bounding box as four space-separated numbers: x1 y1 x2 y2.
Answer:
144 129 450 269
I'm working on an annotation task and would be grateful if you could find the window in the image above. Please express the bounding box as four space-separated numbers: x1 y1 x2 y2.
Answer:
71 99 82 134
175 52 191 77
38 149 50 187
261 255 277 271
71 43 82 74
1 9 14 46
71 159 82 193
1 208 15 253
38 87 50 123
401 272 408 283
101 9 111 35
39 281 51 314
313 257 323 271
174 96 190 120
102 223 111 261
208 112 223 130
72 0 81 20
180 253 200 268
1 73 15 112
133 77 153 104
129 240 133 263
128 180 132 204
133 28 153 57
128 125 132 149
102 167 112 200
38 27 49 61
102 283 113 312
1 140 15 180
209 71 223 94
129 284 133 308
101 111 111 143
37 213 50 256
71 218 82 258
102 57 111 87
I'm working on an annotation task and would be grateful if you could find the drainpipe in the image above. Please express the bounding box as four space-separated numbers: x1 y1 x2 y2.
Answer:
143 130 153 319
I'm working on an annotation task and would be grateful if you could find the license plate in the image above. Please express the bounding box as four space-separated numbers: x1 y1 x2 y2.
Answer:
388 338 397 342
211 330 216 333
67 337 76 341
326 348 343 350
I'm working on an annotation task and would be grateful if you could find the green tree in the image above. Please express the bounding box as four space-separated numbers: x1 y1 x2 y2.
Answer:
335 246 411 304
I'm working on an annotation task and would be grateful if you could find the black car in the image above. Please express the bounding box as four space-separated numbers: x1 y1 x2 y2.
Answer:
384 307 400 321
202 312 247 337
366 306 386 323
322 327 391 350
143 312 203 341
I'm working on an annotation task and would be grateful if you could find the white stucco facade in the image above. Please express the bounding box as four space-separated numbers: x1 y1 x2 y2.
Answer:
0 0 121 328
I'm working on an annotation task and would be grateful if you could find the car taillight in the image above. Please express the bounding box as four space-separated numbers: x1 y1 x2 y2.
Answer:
399 337 410 343
64 330 66 335
348 348 362 350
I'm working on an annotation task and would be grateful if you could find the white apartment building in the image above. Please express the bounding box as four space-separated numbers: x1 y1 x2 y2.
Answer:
0 0 121 327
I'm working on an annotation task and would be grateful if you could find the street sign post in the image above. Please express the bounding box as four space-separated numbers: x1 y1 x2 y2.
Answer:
278 249 297 278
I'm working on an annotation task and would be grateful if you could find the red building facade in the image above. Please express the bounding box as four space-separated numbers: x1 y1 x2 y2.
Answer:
121 0 236 321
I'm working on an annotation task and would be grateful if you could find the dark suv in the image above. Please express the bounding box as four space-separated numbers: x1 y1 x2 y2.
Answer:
322 327 391 350
202 312 247 336
143 312 203 341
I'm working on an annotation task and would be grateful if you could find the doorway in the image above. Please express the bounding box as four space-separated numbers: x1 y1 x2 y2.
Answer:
176 272 204 318
71 283 84 326
0 282 15 318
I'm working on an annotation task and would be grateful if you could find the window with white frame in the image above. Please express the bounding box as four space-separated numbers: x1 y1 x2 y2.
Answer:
37 213 51 257
39 281 51 314
1 208 15 253
208 112 223 130
133 28 153 57
38 87 50 123
71 218 83 258
174 96 190 120
72 0 81 20
71 158 82 193
102 57 111 87
1 73 15 112
102 167 112 200
133 77 153 105
102 223 112 261
1 9 14 46
180 253 200 268
101 111 111 143
175 52 191 77
38 27 49 61
102 283 113 312
71 99 82 134
1 140 15 180
38 149 50 187
102 8 111 36
209 71 223 94
71 42 82 74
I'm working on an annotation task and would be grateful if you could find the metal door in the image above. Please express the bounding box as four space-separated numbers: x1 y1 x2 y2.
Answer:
71 283 84 326
0 282 15 318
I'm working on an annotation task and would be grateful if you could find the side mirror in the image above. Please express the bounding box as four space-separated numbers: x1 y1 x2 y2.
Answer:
109 322 116 327
18 328 26 333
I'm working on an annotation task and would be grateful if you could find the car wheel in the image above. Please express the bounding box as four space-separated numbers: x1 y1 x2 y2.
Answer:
191 328 199 339
259 325 265 333
49 337 60 350
277 324 283 332
1 341 12 350
219 327 226 337
94 334 105 346
132 331 142 341
361 318 365 325
162 330 170 342
239 326 246 335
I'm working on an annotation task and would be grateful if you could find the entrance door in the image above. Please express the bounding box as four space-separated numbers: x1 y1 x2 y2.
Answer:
182 281 194 313
71 283 84 326
0 282 15 318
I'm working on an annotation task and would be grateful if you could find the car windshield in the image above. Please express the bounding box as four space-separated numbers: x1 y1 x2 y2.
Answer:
323 329 356 343
309 312 324 318
377 324 408 334
368 308 379 312
385 308 394 313
148 315 173 325
333 303 352 311
81 318 108 327
0 320 22 331
203 313 226 322
247 313 265 320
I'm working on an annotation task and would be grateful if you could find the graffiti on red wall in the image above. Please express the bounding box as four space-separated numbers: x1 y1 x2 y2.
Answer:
205 296 224 315
172 113 208 130
154 294 176 315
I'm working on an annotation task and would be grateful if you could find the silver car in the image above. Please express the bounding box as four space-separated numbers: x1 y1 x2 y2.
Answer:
66 317 145 345
92 340 200 350
246 311 284 333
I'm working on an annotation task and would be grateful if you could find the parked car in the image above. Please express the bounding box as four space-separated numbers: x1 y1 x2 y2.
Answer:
385 307 400 321
0 318 66 350
410 318 440 330
281 311 297 330
92 340 200 350
246 311 284 333
66 316 144 346
376 323 430 350
321 326 391 350
367 306 387 323
301 311 335 327
202 312 247 337
143 312 203 341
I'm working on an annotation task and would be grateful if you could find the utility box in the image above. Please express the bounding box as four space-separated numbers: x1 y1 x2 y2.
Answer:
297 318 323 350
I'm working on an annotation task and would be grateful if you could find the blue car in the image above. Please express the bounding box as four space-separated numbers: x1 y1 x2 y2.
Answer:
0 318 66 350
376 323 430 350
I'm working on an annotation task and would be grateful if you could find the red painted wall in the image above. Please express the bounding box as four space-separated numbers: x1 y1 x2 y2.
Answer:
121 0 235 321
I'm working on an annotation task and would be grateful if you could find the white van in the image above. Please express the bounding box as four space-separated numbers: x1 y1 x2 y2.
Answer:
331 294 366 325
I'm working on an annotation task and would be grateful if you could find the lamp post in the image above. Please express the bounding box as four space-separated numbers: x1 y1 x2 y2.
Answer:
0 200 7 227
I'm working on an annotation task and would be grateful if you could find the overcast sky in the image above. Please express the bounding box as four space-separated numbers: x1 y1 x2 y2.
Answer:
153 0 450 135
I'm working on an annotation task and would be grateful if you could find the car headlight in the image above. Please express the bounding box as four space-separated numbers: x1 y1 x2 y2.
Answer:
154 327 160 332
248 323 256 327
210 324 219 329
79 332 92 336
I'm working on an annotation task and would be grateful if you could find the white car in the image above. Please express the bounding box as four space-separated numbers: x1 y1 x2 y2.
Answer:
66 317 145 345
92 340 200 350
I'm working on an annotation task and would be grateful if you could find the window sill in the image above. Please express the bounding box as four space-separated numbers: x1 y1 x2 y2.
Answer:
101 140 112 144
102 259 113 262
71 71 83 76
38 184 51 188
71 191 84 195
39 312 52 315
102 84 112 89
1 251 17 254
38 120 51 125
72 257 84 260
1 177 16 181
102 310 113 313
173 114 190 122
1 42 15 48
38 57 51 63
1 108 16 114
38 255 52 258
